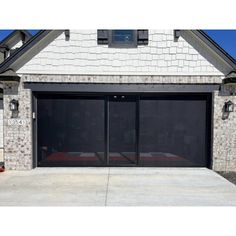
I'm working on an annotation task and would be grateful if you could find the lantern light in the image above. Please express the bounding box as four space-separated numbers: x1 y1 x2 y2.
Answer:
9 99 19 112
224 100 234 113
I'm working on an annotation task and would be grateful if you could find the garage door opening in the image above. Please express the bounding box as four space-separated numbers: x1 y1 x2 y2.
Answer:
35 94 212 167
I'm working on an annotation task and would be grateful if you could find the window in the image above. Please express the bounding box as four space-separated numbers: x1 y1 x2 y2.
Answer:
109 30 137 48
97 29 148 48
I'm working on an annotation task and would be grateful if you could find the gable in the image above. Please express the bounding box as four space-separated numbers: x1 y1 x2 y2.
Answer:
17 30 231 76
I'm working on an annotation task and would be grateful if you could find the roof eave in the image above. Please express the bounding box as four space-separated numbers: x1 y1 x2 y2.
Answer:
190 30 236 70
0 69 20 83
0 30 63 74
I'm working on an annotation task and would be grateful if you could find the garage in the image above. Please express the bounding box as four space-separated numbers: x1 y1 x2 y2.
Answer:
35 90 212 167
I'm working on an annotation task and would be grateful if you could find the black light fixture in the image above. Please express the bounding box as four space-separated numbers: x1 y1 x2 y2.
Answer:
224 100 234 113
9 99 19 118
222 100 234 120
9 99 19 112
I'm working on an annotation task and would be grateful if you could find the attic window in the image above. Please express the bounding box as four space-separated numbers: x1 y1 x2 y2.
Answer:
97 30 148 48
109 30 137 48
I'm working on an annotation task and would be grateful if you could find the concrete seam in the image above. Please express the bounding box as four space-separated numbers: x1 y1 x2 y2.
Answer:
105 168 110 206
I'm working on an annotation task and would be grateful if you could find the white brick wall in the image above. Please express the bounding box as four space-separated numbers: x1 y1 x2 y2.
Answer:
18 30 224 76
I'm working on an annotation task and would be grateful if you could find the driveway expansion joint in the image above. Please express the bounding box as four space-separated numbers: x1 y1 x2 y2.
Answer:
105 168 110 206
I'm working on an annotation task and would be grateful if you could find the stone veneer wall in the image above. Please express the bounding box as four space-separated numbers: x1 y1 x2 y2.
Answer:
3 74 236 171
22 74 223 84
3 81 32 170
212 90 236 171
0 105 3 163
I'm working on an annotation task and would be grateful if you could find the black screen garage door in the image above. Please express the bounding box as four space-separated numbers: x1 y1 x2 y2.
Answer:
36 94 211 167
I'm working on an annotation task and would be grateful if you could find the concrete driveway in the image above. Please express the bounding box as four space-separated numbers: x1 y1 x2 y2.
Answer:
0 168 236 206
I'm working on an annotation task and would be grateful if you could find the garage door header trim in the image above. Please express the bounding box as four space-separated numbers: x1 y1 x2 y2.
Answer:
25 83 219 93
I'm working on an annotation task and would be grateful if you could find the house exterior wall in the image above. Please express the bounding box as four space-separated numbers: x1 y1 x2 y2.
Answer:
0 102 3 163
212 89 236 171
3 82 32 169
2 30 236 171
2 74 236 171
18 30 224 76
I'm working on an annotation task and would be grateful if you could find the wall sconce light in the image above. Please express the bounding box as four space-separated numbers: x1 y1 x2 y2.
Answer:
222 100 234 120
224 100 234 113
9 99 19 118
9 99 19 112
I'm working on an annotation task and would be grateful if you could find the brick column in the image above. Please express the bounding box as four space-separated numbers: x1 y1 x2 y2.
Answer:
3 81 33 170
212 89 236 171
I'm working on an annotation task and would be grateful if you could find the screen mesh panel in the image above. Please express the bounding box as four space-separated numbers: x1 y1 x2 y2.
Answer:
36 94 210 167
109 98 136 165
139 98 207 166
37 95 105 166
